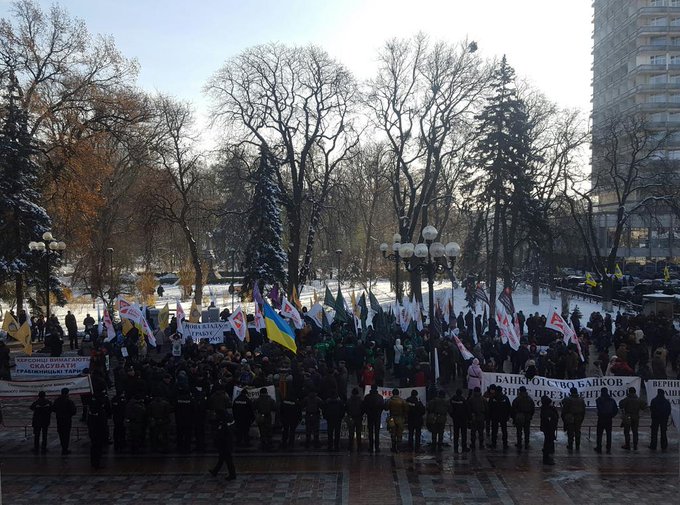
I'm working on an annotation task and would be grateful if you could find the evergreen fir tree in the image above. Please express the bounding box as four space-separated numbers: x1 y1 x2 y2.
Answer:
0 73 54 309
242 145 288 295
465 56 536 310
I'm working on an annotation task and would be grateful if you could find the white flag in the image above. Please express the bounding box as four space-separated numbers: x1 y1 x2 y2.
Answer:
546 308 584 361
103 308 116 342
253 300 265 331
453 333 475 361
307 303 325 329
280 296 304 329
228 305 248 341
176 301 186 336
495 305 520 351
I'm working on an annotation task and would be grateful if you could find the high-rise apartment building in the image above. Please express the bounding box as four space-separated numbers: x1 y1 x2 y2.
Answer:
592 0 680 262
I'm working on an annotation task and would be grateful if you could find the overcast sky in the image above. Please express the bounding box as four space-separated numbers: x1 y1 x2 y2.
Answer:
1 0 593 146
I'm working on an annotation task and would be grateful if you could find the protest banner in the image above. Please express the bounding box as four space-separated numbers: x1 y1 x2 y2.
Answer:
233 385 277 402
14 357 90 378
0 375 92 398
481 372 640 408
183 322 231 343
645 379 680 406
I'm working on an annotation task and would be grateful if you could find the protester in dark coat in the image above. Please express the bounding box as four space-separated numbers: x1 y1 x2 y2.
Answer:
209 411 236 480
649 389 671 451
540 396 558 465
52 387 77 455
30 391 52 454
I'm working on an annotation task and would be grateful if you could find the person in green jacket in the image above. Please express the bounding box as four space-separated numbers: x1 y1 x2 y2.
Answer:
618 387 646 451
561 387 586 452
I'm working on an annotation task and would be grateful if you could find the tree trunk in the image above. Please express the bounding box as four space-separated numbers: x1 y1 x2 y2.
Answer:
489 199 501 315
298 203 321 290
410 268 423 304
15 273 23 314
183 223 203 306
287 210 301 295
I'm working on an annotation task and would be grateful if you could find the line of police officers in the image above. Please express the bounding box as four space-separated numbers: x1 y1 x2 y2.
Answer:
28 382 673 470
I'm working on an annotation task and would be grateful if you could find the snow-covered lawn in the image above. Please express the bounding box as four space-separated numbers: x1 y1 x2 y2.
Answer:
45 278 608 325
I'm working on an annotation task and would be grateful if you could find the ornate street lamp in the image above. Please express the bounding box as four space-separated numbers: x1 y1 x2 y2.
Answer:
397 225 460 338
28 232 66 319
380 233 403 303
335 249 343 284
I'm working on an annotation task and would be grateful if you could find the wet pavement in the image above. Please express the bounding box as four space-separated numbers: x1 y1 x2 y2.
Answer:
1 428 678 504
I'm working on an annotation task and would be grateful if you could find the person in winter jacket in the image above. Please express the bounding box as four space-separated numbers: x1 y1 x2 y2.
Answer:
323 391 346 452
280 392 302 450
511 386 535 452
466 358 483 393
232 389 255 447
448 389 470 453
386 389 409 453
346 388 364 451
594 387 618 454
406 389 426 451
540 396 558 465
30 391 52 454
649 389 671 451
487 385 511 450
427 390 448 451
468 387 488 450
52 387 77 455
561 387 586 452
618 387 646 450
362 384 385 453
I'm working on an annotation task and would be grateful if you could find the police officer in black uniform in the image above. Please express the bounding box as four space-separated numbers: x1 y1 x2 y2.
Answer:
30 391 52 454
52 387 77 455
87 390 111 469
110 391 127 452
209 411 237 480
232 388 255 447
280 392 302 450
174 384 193 453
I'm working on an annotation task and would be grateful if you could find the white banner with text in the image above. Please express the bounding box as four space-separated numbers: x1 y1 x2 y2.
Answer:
644 379 680 406
0 376 93 398
481 372 641 408
184 322 231 343
14 356 90 378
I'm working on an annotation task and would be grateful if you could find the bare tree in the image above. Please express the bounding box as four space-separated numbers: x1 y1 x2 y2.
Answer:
206 43 359 293
366 34 491 300
148 95 209 305
563 114 678 310
0 1 138 148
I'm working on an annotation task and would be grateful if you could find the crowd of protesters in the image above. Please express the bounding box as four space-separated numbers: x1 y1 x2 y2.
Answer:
5 295 679 474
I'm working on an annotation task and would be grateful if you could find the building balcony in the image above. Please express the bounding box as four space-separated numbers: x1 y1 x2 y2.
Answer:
637 44 680 52
637 26 680 35
634 63 680 72
637 82 680 91
638 6 680 16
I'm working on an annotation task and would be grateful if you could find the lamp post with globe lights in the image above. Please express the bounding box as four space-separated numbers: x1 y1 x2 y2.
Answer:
379 233 403 303
28 232 66 319
396 225 460 338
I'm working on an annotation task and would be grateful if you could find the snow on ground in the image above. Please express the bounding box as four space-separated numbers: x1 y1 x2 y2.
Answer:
45 277 609 326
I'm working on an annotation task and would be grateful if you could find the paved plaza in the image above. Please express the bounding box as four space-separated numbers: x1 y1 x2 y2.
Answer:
1 429 678 504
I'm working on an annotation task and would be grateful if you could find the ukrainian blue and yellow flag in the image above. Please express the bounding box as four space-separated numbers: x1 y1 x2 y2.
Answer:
263 302 297 354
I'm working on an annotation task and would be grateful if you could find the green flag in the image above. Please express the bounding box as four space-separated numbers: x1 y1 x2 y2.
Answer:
368 291 382 313
324 285 338 311
334 286 349 323
358 293 369 322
